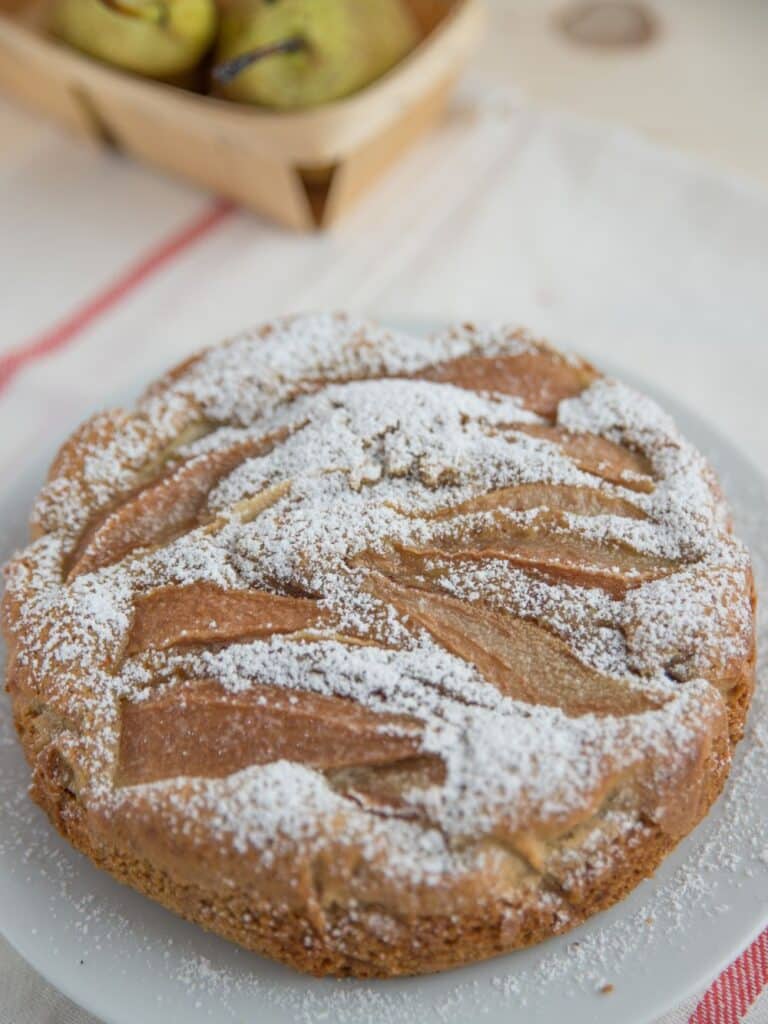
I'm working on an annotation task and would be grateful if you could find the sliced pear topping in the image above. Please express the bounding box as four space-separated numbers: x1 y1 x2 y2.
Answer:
126 582 330 656
327 756 446 813
67 432 284 579
367 575 656 716
413 350 597 418
516 424 655 492
403 483 646 521
400 512 678 597
116 681 427 786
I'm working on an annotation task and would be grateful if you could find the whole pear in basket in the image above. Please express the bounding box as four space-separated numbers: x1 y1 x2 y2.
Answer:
212 0 420 109
51 0 217 79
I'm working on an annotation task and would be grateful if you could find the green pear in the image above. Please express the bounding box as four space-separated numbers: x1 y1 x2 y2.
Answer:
213 0 420 109
51 0 217 80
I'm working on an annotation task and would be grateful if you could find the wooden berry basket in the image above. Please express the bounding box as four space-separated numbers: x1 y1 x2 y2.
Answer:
0 0 485 229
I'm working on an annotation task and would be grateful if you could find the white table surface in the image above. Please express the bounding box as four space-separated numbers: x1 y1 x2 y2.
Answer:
1 2 767 1022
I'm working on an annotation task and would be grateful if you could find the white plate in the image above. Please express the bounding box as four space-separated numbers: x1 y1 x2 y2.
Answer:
1 354 766 1024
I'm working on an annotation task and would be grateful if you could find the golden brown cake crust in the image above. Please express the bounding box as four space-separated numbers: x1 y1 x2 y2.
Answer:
2 315 757 977
16 679 748 978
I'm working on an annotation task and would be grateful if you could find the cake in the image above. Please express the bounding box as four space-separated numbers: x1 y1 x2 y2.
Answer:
2 314 756 977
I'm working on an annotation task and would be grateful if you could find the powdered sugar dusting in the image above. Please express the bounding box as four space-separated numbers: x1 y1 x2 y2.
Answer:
1 315 758 992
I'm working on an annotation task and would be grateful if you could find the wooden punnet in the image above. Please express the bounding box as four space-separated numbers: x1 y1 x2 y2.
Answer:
0 0 485 228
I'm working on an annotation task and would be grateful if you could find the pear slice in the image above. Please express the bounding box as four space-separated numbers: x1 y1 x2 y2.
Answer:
326 756 446 815
126 581 330 656
367 574 656 716
401 511 679 597
413 349 597 418
395 483 646 522
67 431 285 579
116 679 428 786
515 424 655 492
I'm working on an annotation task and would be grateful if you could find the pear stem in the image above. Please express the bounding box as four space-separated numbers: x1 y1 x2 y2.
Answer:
212 36 308 85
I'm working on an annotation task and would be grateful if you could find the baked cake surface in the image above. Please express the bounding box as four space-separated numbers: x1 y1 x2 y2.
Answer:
2 314 756 977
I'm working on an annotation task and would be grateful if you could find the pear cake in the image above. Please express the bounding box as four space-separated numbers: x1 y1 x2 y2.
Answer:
2 314 756 978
